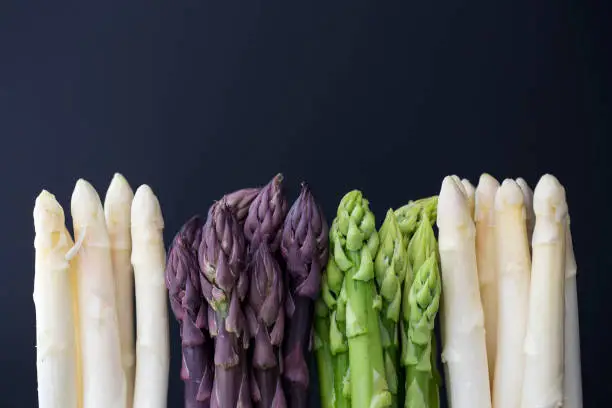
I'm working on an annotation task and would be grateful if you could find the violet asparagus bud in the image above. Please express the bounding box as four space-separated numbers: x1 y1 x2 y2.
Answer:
280 184 329 408
244 174 288 254
199 203 251 408
166 216 214 408
211 188 261 225
246 244 287 408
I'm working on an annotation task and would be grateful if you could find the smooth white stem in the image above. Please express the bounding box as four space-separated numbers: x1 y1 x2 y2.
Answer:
564 218 582 408
71 179 126 408
131 185 169 408
521 174 567 408
438 176 492 408
104 173 135 408
474 173 499 386
492 180 531 408
34 191 79 408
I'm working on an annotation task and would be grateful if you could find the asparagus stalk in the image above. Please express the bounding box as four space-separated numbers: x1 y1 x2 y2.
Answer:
281 184 329 408
461 179 475 220
199 202 251 408
69 179 126 408
104 173 136 408
374 210 408 408
324 190 391 408
242 174 288 408
167 216 214 408
492 180 531 408
131 185 170 408
402 210 441 408
33 191 80 408
521 175 567 408
246 244 287 408
437 176 491 408
516 178 535 244
314 298 336 408
474 173 499 385
564 216 582 408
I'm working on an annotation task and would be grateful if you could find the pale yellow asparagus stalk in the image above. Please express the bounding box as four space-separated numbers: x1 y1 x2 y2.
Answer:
516 178 535 245
69 179 126 408
492 180 531 408
34 191 80 408
131 185 170 408
437 176 491 408
564 215 582 408
461 179 475 220
521 174 567 408
104 173 135 408
474 173 499 386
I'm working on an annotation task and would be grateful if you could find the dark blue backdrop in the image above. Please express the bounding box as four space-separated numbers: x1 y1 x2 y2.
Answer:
1 1 610 407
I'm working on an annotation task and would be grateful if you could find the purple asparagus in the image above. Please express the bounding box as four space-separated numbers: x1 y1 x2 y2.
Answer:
166 216 214 408
199 202 252 408
280 184 329 408
211 188 261 225
243 174 288 408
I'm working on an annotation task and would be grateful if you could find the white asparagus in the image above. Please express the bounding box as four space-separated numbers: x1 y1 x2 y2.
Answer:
462 178 476 220
69 179 126 408
563 215 582 408
474 173 500 386
516 178 535 245
492 180 531 408
521 174 567 408
104 173 136 408
438 175 492 408
33 191 80 408
131 185 170 408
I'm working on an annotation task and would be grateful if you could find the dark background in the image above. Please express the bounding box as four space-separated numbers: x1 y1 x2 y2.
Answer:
1 1 610 407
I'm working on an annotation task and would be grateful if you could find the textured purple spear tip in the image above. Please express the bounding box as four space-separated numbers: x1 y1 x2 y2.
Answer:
280 183 329 408
210 187 261 225
246 243 287 408
166 215 214 408
244 174 288 254
199 201 252 408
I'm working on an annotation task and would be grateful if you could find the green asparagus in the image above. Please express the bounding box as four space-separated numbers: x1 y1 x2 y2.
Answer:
374 210 408 408
319 190 392 408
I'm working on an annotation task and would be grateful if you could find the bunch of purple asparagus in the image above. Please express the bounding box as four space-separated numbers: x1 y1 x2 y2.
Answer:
166 174 328 408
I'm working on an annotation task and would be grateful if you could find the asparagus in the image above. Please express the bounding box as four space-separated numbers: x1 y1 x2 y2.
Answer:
321 190 391 408
167 216 214 408
33 191 80 408
69 179 126 408
374 210 408 408
104 173 136 408
461 179 476 220
281 184 329 408
212 188 261 225
242 174 288 408
516 178 535 244
131 185 170 408
199 202 251 408
521 175 567 408
437 176 491 408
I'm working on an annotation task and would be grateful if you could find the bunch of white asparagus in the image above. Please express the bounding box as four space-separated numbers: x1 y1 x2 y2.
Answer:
437 173 582 408
33 174 170 408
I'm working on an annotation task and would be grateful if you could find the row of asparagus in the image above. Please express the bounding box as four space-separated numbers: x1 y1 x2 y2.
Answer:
33 174 169 408
165 174 328 408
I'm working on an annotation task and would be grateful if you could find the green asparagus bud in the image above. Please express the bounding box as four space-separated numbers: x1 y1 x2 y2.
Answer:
394 197 437 241
374 210 408 408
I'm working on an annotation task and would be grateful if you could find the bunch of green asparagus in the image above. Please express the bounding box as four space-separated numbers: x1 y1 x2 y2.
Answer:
316 191 441 408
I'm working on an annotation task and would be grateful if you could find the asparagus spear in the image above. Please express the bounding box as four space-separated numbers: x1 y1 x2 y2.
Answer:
199 202 251 408
33 191 80 408
313 298 336 408
437 176 491 408
323 190 391 408
69 179 126 408
167 215 214 408
516 178 535 244
281 184 329 408
212 188 261 225
521 175 567 408
492 180 531 408
374 210 408 408
104 173 136 408
474 174 499 386
461 179 476 220
131 185 170 408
